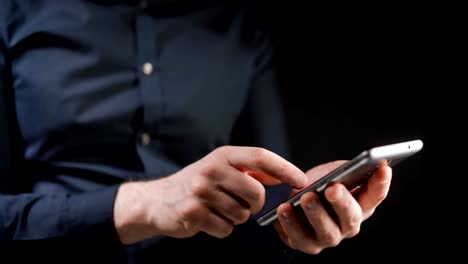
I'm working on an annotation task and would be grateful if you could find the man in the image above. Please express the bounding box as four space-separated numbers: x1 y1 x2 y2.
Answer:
0 0 392 263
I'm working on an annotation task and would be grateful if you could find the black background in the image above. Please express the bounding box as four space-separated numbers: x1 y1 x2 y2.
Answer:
266 2 435 261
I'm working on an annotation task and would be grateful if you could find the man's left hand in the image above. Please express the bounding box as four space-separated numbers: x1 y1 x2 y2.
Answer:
273 160 392 254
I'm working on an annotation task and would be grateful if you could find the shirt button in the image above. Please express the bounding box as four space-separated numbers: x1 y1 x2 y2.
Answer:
140 133 151 146
142 62 154 75
140 0 148 9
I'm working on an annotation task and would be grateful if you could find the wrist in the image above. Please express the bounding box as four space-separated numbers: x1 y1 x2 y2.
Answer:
113 181 155 244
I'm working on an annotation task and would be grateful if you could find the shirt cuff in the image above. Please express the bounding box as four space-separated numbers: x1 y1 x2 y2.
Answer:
66 184 122 243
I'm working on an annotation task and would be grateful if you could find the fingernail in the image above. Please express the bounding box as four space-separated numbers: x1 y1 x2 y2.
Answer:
306 199 317 210
281 212 291 225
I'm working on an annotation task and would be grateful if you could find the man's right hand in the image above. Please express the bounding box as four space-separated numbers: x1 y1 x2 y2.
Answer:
113 146 307 245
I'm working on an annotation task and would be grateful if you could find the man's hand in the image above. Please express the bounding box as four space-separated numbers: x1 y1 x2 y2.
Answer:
113 146 307 245
274 160 392 254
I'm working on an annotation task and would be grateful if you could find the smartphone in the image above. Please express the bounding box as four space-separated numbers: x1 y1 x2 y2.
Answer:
256 139 424 226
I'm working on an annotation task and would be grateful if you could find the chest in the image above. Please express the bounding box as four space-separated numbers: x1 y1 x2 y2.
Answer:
7 2 254 143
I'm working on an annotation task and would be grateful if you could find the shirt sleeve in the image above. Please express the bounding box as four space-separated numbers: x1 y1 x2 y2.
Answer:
0 185 121 240
0 20 122 242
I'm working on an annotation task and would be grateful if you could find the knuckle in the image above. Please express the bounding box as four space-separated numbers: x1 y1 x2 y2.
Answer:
191 179 211 198
250 186 266 214
177 202 205 234
250 148 268 167
348 214 362 228
238 209 251 223
226 202 250 224
347 225 361 238
199 163 218 178
217 224 234 238
277 163 289 178
253 183 265 201
214 145 231 157
322 231 341 247
181 201 204 220
304 245 322 255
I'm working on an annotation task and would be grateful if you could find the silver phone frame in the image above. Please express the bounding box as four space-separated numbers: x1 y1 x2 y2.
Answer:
256 139 423 226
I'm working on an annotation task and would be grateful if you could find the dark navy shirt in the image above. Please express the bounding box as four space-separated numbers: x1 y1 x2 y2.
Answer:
0 0 293 262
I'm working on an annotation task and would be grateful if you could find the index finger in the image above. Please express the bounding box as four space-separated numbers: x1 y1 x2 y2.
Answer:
220 146 307 189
